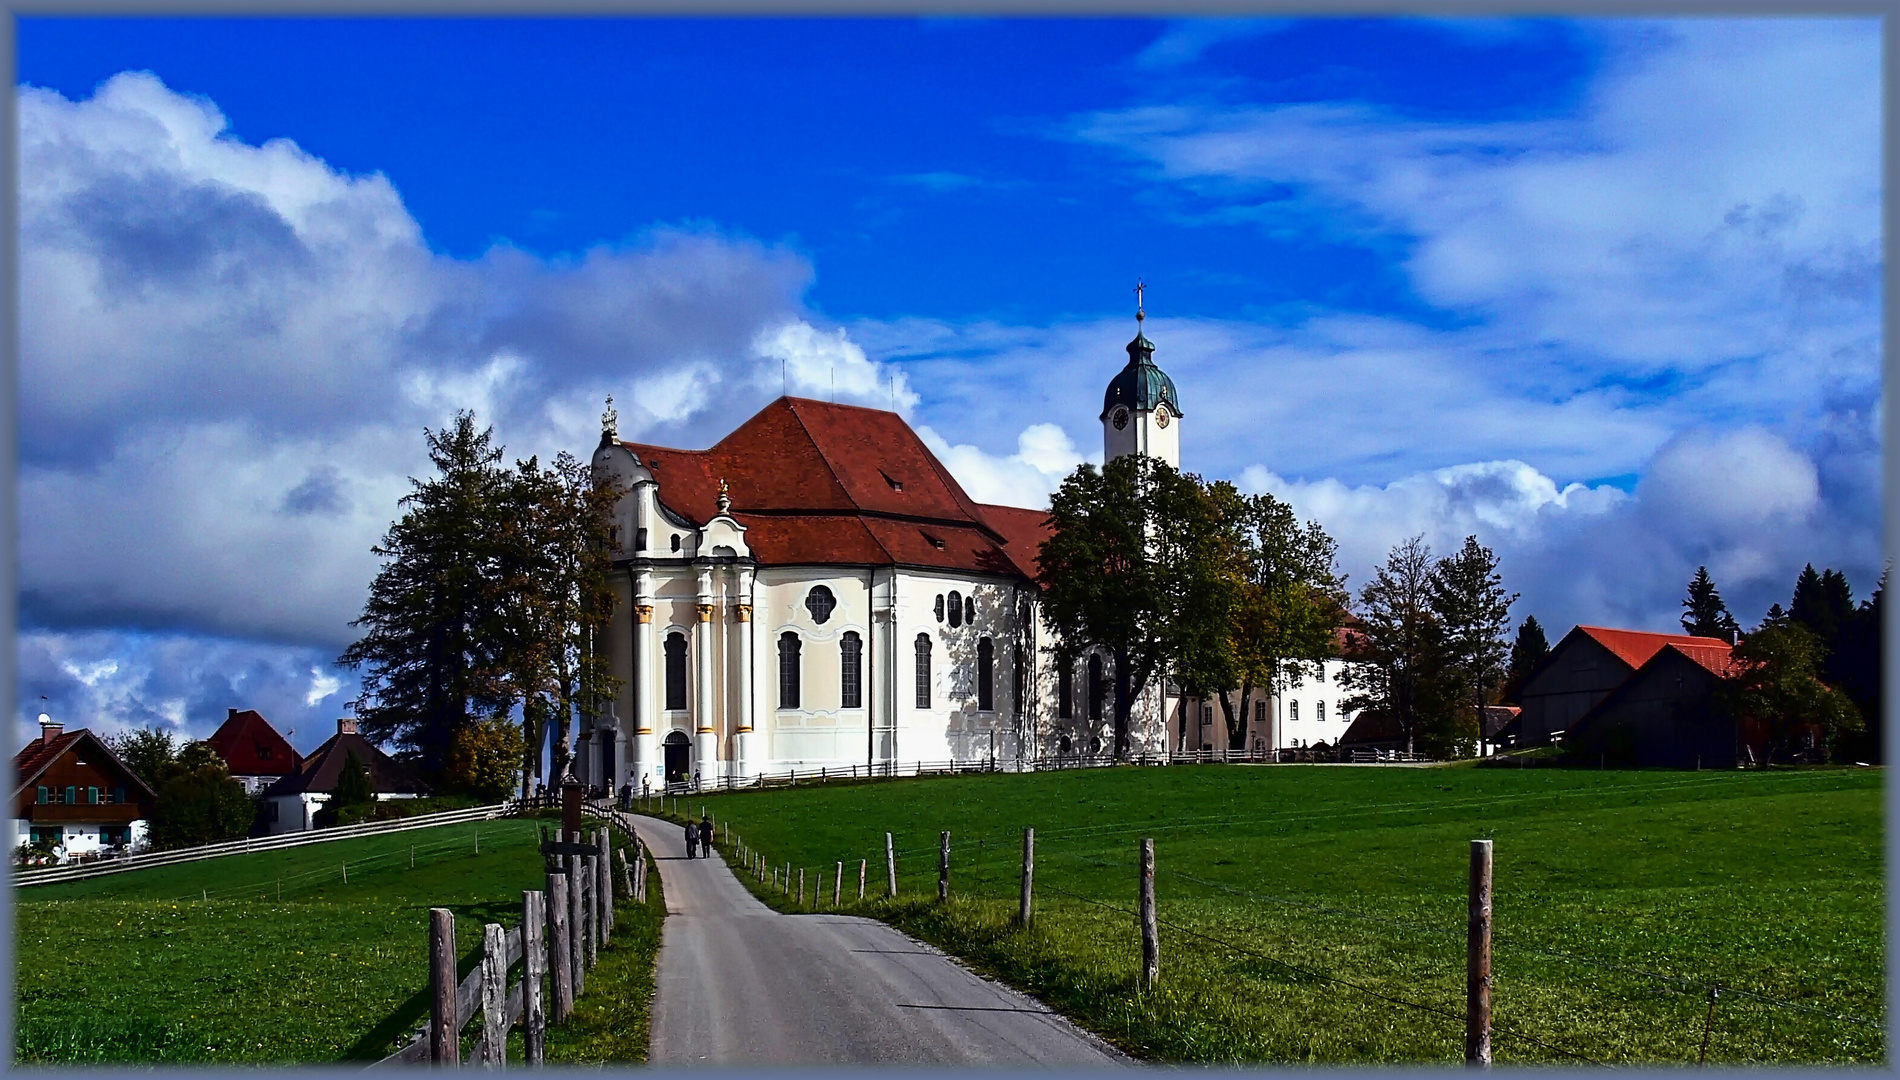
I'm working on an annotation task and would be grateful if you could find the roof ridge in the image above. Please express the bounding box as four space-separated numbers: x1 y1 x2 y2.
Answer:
779 398 878 513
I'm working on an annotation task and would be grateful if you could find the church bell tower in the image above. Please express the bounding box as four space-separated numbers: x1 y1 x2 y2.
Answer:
1101 281 1182 468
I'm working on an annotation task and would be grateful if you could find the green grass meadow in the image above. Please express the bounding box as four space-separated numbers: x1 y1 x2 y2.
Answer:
15 813 662 1065
660 764 1884 1065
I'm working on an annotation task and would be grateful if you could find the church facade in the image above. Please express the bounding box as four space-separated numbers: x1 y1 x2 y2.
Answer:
581 320 1355 792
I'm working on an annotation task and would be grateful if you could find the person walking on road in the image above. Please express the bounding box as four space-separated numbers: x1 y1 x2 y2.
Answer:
698 815 714 858
684 819 699 859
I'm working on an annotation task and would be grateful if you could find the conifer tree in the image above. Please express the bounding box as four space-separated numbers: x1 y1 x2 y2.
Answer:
1430 536 1517 743
1339 536 1462 757
1505 614 1550 698
1681 566 1740 643
339 412 512 784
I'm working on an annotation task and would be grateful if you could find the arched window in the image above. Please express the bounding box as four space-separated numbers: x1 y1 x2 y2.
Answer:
664 632 688 710
1087 654 1105 722
914 633 932 709
977 637 994 711
805 586 836 624
964 594 975 625
635 527 648 550
670 534 682 552
935 595 945 622
1013 646 1025 718
1289 700 1300 722
1316 700 1326 723
840 631 863 709
779 632 802 709
1058 660 1073 719
947 590 963 628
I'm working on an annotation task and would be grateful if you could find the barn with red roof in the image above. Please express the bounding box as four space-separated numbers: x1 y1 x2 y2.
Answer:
1507 625 1738 753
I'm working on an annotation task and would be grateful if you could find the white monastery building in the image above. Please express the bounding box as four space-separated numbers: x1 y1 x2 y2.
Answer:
584 316 1356 792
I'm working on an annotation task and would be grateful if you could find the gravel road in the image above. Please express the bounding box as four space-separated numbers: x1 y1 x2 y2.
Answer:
631 814 1127 1066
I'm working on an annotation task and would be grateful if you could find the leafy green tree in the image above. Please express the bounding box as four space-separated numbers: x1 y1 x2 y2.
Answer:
149 742 254 848
105 726 177 787
1039 454 1226 760
1681 566 1740 643
488 451 622 793
445 716 528 801
1505 615 1549 699
1339 536 1465 757
1723 622 1861 766
1430 535 1517 743
1180 484 1346 751
340 412 513 785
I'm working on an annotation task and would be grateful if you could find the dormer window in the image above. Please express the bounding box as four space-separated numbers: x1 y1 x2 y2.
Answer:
881 470 905 492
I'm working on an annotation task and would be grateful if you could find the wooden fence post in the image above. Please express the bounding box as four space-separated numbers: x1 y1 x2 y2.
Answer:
619 849 635 900
1020 827 1035 928
429 907 458 1065
859 858 867 900
548 872 573 1023
581 854 596 971
1139 838 1158 990
885 833 897 897
798 867 806 906
1467 839 1493 1068
938 831 951 901
566 854 587 995
835 862 843 908
480 922 507 1067
597 830 613 939
523 890 545 1065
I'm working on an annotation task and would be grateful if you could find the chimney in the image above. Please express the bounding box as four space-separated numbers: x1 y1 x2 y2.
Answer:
37 714 62 743
337 717 358 737
229 708 239 720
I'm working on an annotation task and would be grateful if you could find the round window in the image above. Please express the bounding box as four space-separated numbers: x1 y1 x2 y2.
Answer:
805 586 837 624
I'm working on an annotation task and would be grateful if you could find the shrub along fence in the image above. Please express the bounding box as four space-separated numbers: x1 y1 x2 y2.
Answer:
373 817 649 1067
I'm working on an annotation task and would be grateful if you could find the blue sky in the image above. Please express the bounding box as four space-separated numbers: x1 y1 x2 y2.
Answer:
16 17 1882 750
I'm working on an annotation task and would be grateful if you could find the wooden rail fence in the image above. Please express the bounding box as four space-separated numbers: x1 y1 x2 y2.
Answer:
373 820 644 1068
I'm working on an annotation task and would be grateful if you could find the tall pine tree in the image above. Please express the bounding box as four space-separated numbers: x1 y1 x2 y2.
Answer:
1505 615 1550 700
1430 535 1516 747
339 412 512 784
1681 566 1740 643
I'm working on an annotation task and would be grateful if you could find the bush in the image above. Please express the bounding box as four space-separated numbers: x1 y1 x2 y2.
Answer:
443 717 526 801
150 743 254 848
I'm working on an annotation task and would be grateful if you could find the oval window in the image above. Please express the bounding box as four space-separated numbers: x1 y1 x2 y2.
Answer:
947 590 962 628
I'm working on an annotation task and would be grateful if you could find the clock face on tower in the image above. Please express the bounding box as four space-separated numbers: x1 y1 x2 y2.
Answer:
1112 408 1129 430
1155 405 1172 429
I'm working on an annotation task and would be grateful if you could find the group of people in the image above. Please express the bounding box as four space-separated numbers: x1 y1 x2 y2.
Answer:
683 814 713 858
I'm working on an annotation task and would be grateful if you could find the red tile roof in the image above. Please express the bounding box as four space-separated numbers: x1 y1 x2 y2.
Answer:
1657 642 1739 678
621 397 1047 583
1574 626 1734 672
205 709 303 778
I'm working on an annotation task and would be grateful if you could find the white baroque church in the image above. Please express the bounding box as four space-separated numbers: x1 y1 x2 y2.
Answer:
580 318 1356 792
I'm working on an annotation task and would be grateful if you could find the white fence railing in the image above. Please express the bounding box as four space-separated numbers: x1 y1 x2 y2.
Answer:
631 746 1433 797
12 801 515 888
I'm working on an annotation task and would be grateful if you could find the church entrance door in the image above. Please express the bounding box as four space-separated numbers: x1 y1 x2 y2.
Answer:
663 731 691 786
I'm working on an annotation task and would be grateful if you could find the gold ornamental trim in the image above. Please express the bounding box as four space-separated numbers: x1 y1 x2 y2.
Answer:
734 603 753 622
635 605 654 624
696 604 715 622
635 727 653 735
695 726 716 735
735 725 754 734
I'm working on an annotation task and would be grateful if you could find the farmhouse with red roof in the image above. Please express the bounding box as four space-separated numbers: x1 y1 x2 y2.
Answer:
11 717 158 858
204 708 303 795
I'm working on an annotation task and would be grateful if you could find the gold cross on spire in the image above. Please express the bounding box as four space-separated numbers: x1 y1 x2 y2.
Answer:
1134 279 1146 322
602 394 619 437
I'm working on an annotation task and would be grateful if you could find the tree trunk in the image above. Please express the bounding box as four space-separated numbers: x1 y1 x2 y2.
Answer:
1220 681 1252 752
1112 647 1133 760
